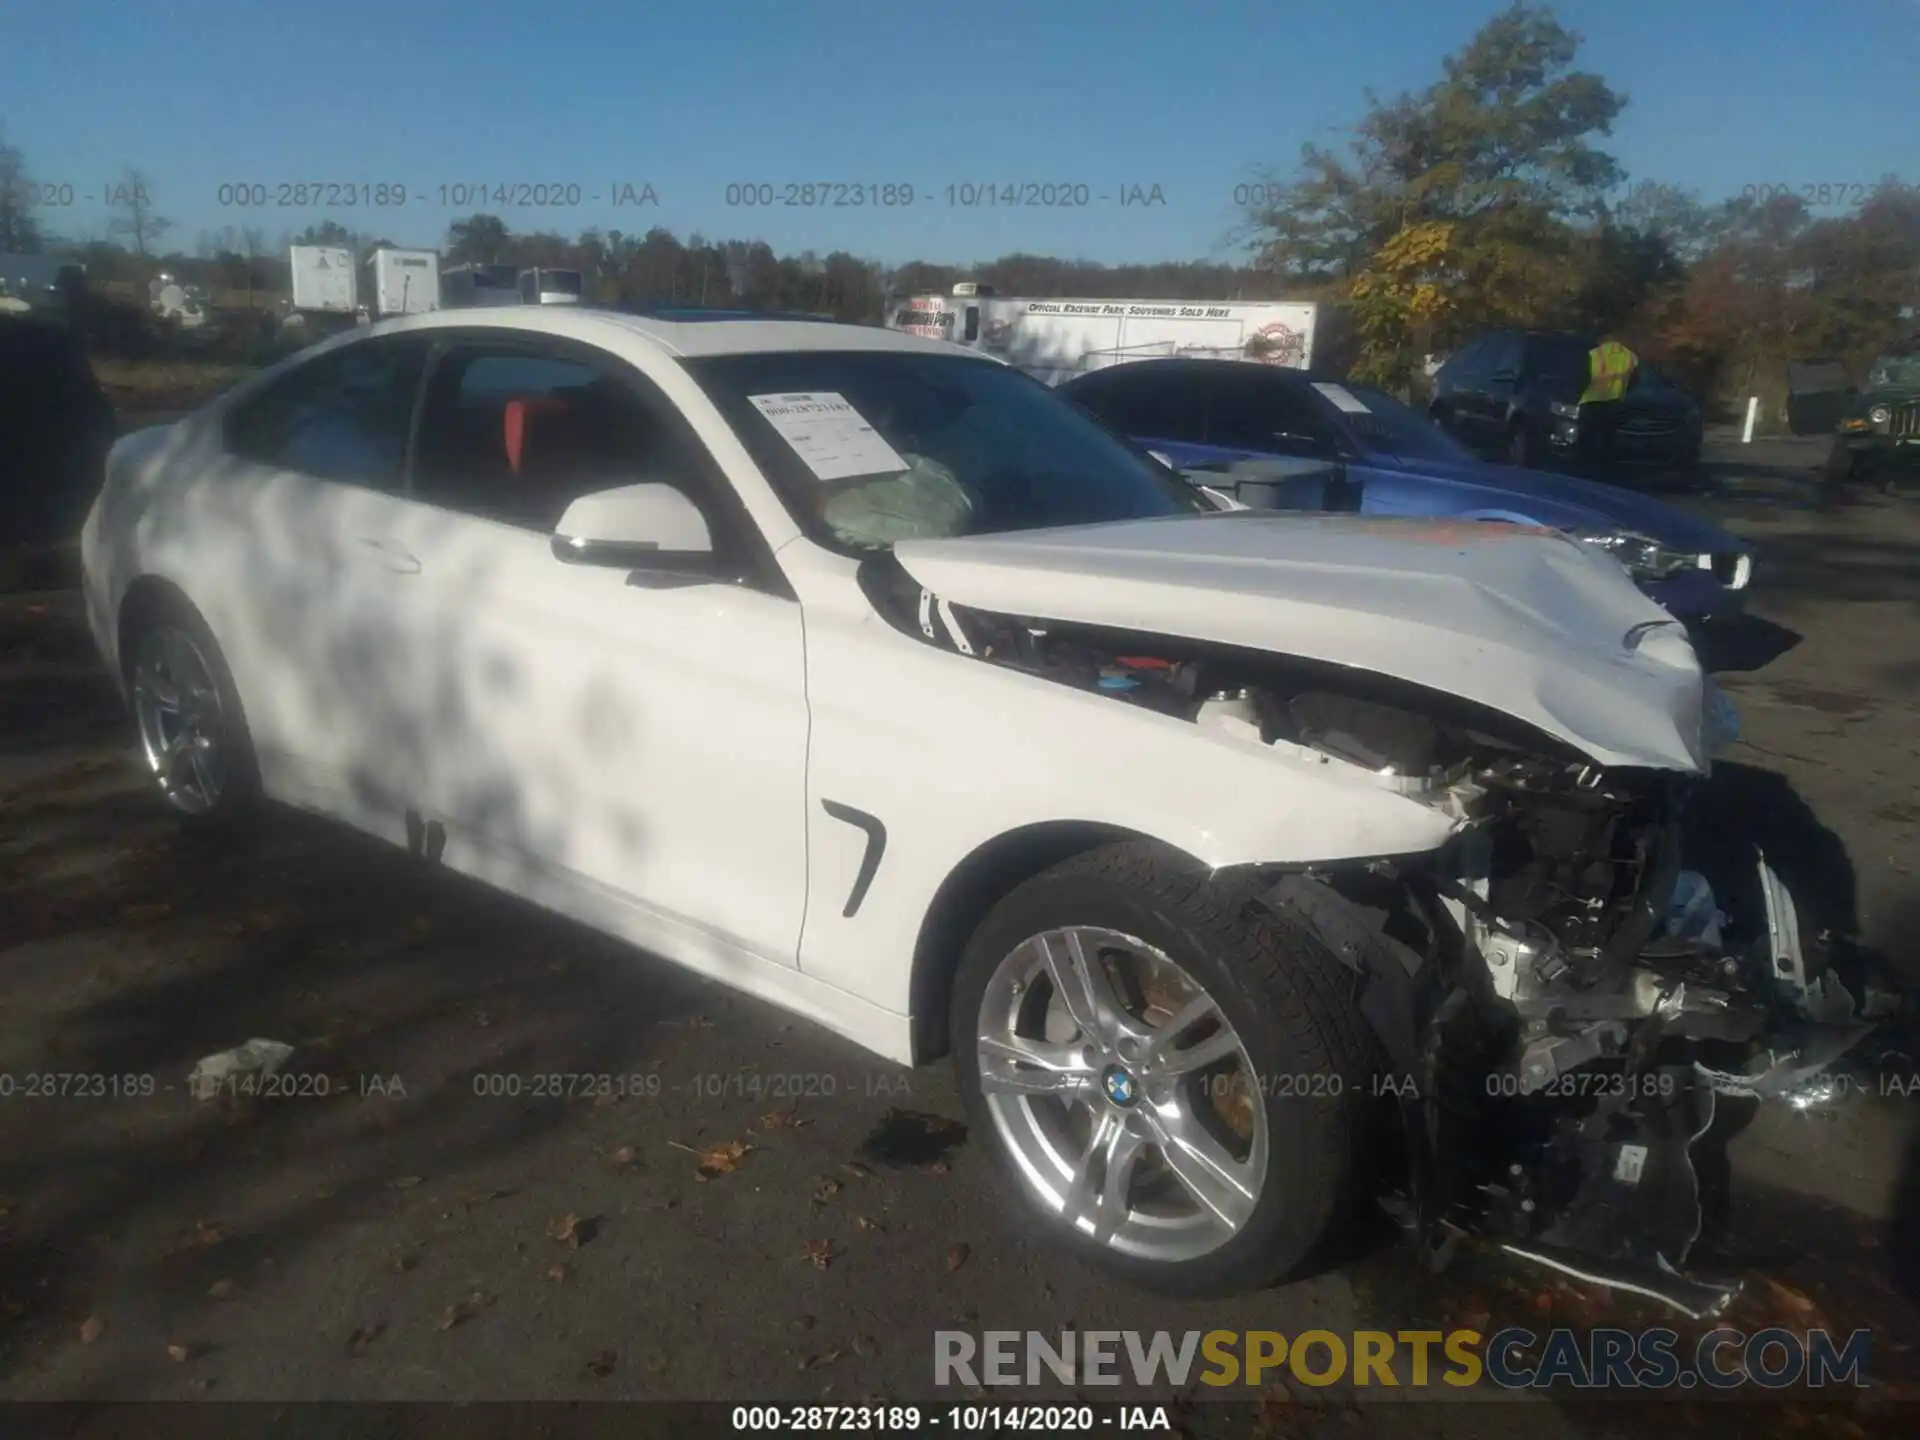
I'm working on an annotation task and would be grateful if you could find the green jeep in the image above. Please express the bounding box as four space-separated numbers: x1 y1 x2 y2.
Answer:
1827 344 1920 492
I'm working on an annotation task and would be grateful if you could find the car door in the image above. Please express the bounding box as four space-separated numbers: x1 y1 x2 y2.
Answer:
1197 369 1360 509
1465 333 1526 451
208 332 435 826
386 333 810 969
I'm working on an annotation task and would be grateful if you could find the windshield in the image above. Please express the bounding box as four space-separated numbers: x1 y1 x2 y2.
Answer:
1867 352 1920 388
1331 383 1475 462
684 351 1207 552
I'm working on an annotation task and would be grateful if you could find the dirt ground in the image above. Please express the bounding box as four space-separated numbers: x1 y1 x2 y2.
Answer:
1 430 1917 1436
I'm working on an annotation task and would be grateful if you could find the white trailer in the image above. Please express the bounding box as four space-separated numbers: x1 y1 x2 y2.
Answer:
888 287 1319 385
366 247 440 316
519 267 583 305
288 245 358 316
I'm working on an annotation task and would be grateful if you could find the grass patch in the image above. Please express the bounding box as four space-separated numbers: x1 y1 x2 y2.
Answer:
91 357 261 414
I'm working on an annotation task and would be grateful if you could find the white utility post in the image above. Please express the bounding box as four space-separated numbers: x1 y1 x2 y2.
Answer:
1742 395 1759 444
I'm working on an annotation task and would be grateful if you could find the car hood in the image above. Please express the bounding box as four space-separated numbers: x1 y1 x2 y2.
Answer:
892 512 1709 773
1861 384 1920 406
1361 452 1741 554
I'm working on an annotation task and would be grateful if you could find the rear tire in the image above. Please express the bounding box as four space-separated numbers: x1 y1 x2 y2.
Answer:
951 840 1375 1297
123 602 262 839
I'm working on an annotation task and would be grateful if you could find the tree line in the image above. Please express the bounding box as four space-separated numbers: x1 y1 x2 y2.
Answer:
5 3 1915 416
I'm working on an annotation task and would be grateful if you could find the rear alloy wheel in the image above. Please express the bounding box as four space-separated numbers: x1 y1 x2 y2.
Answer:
952 842 1374 1296
128 612 260 832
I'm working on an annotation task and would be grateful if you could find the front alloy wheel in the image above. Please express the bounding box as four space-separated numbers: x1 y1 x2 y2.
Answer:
952 842 1375 1296
976 926 1267 1263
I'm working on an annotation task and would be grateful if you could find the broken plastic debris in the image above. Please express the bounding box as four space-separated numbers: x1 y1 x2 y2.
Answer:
188 1039 295 1100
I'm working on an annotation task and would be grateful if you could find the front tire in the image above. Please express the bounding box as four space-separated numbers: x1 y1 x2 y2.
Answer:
951 841 1375 1296
125 604 262 836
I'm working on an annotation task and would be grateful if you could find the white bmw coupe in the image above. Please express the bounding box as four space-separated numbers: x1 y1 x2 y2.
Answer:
79 306 1879 1308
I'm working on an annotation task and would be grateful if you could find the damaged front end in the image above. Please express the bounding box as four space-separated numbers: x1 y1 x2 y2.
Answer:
864 549 1899 1319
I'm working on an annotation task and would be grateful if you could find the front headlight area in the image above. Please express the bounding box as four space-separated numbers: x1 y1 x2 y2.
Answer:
1547 400 1582 449
1574 530 1702 581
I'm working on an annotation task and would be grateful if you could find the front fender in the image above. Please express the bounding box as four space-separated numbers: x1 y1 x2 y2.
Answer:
793 610 1460 1017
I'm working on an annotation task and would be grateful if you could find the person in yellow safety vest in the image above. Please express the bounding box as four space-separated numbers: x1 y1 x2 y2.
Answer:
1579 337 1639 465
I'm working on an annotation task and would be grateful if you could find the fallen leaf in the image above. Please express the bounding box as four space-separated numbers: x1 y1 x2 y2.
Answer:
761 1108 808 1131
800 1240 840 1271
856 1215 885 1233
79 1314 104 1345
547 1262 572 1285
812 1178 841 1203
608 1146 638 1167
206 1279 235 1299
586 1348 617 1377
345 1322 385 1357
851 1335 876 1359
928 1159 950 1175
673 1139 753 1178
167 1342 194 1363
946 1243 970 1272
798 1348 844 1370
454 1187 504 1207
188 1220 223 1248
1761 1277 1821 1322
592 1091 619 1109
392 1176 424 1190
435 1291 495 1330
547 1213 587 1247
840 1162 874 1181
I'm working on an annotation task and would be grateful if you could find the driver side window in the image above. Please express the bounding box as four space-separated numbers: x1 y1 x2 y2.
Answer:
409 342 715 535
1204 374 1342 458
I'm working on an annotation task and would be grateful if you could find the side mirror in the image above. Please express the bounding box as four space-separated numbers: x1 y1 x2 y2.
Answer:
551 483 714 571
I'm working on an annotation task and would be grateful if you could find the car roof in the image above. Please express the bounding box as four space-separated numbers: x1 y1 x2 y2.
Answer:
358 304 992 361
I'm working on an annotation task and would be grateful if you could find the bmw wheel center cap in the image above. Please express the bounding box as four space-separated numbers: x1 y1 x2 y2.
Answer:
1102 1065 1139 1107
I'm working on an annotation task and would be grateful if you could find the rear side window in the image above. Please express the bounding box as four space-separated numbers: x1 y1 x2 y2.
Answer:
1203 370 1344 457
1482 333 1524 378
1067 367 1209 442
225 336 429 489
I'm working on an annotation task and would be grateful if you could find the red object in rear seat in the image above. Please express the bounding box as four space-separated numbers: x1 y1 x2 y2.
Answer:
503 396 572 475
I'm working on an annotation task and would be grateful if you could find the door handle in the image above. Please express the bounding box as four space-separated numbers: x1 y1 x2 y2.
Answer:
359 537 421 574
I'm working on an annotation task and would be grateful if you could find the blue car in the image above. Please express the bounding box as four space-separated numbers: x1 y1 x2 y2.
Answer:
1058 359 1751 622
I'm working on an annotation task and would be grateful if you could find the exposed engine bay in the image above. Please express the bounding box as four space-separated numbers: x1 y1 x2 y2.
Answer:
863 555 1902 1318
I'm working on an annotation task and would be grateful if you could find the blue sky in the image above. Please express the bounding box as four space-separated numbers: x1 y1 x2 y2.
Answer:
6 0 1917 266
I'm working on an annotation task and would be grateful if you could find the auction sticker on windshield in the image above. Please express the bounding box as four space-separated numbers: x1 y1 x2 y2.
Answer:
748 392 907 481
1312 382 1372 414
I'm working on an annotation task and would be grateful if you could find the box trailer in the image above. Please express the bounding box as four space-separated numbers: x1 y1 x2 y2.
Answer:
519 267 583 305
888 287 1319 385
288 245 358 315
366 247 440 316
441 262 522 308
